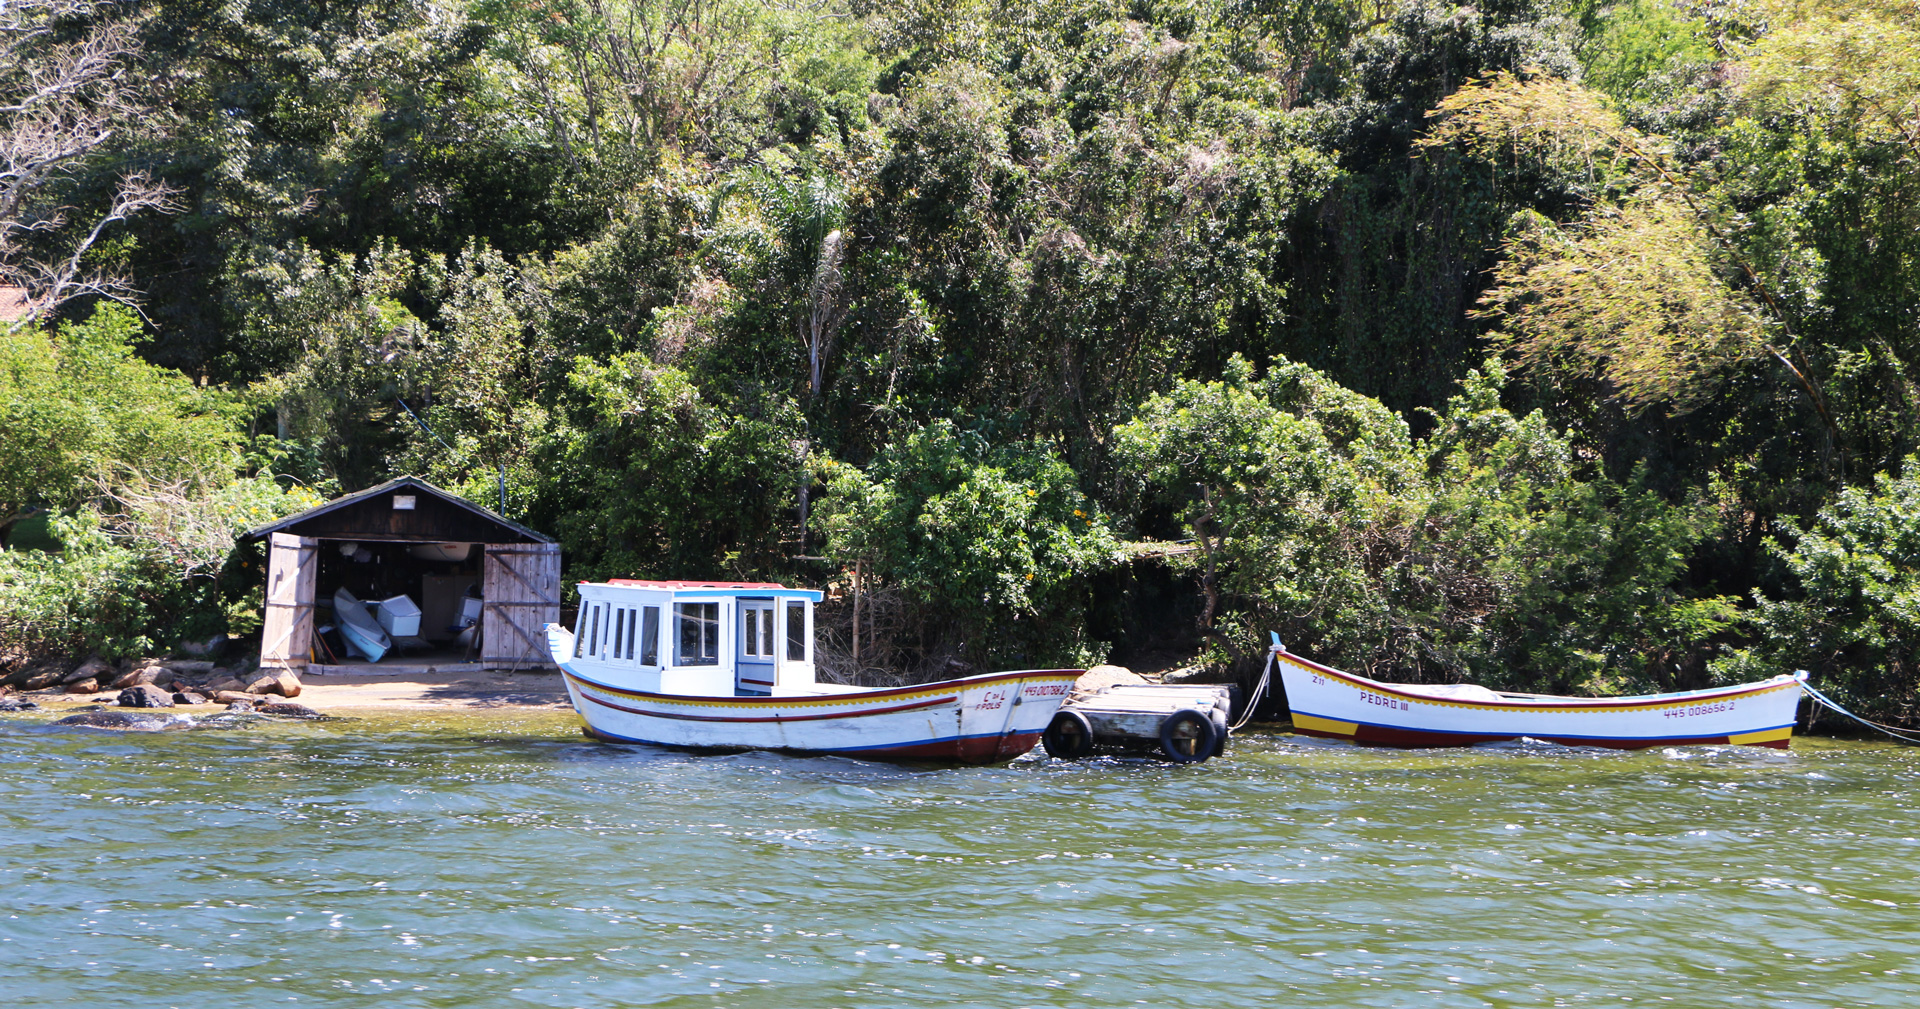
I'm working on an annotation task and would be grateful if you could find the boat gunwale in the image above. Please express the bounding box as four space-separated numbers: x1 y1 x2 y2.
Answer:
574 684 961 723
1278 650 1801 713
558 664 1082 709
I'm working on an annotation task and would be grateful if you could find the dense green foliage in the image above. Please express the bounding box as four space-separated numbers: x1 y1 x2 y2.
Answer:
3 0 1918 721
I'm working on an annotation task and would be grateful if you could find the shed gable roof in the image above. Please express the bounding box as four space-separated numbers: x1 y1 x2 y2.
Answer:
245 476 554 544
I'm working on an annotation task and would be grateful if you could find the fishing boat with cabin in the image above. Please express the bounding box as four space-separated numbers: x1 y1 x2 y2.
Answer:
1268 637 1808 749
545 579 1081 762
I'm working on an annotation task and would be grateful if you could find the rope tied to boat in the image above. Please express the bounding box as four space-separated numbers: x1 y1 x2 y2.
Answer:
1797 675 1920 745
1228 636 1282 732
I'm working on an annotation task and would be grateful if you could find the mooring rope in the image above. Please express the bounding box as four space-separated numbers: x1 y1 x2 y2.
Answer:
1798 676 1920 745
1228 643 1279 732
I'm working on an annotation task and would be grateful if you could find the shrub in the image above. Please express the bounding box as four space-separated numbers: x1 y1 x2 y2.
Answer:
813 420 1121 670
1114 355 1735 693
1714 458 1920 724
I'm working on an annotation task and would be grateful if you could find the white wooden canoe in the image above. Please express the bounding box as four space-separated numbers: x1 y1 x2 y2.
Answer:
1275 648 1807 749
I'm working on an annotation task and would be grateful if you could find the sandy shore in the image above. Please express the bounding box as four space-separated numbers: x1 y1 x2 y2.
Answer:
19 669 573 712
294 669 572 709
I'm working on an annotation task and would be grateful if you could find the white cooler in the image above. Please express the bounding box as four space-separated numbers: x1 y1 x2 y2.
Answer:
375 594 422 638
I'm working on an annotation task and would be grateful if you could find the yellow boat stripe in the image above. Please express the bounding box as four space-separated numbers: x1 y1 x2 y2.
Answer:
1292 712 1359 736
563 669 1080 711
1728 726 1794 745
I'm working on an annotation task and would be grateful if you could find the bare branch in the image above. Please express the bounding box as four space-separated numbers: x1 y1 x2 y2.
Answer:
1 0 174 330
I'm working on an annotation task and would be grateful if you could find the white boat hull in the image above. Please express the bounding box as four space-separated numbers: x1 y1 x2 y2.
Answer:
547 625 1080 763
1276 650 1807 749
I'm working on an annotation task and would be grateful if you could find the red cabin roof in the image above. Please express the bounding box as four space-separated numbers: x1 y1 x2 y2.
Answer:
601 579 790 590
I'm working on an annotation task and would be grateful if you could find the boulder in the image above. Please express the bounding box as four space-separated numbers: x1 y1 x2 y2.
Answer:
246 670 301 698
212 690 252 704
257 701 320 718
204 676 245 694
21 664 67 691
116 684 175 708
223 697 256 712
55 709 185 730
111 664 163 690
173 691 209 705
161 659 216 674
66 677 101 694
63 656 113 685
0 696 38 712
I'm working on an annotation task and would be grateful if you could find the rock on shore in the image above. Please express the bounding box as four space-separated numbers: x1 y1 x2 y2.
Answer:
56 709 190 730
117 684 175 708
245 670 302 698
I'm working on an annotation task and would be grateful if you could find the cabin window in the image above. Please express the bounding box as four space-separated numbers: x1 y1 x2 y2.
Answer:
588 605 603 657
674 603 719 665
640 607 659 665
741 603 775 658
786 602 806 661
573 607 587 657
612 607 625 661
625 609 637 661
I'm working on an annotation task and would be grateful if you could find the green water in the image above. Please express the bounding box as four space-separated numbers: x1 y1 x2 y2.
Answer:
2 709 1915 1008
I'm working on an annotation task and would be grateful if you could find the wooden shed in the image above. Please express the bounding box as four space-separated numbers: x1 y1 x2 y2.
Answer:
247 477 560 673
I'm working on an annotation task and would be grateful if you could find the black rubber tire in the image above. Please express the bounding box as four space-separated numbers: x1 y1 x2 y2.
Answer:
1210 707 1230 758
1159 709 1218 763
1043 709 1096 760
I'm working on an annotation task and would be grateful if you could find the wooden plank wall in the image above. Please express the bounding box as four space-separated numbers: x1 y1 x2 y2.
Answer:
260 533 318 669
481 543 561 668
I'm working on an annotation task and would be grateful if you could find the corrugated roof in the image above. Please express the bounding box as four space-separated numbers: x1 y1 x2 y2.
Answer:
244 475 554 543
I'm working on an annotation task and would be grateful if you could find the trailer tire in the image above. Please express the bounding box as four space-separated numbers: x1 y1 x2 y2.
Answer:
1159 709 1217 763
1043 709 1095 760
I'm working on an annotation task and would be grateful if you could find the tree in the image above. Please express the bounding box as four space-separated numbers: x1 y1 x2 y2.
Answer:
0 303 234 537
1421 70 1840 447
1 0 176 328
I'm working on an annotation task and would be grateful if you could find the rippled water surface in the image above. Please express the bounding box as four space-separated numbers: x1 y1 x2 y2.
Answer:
2 708 1916 1007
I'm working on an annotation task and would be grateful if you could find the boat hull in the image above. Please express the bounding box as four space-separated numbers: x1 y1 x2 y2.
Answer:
548 626 1079 763
1276 651 1806 750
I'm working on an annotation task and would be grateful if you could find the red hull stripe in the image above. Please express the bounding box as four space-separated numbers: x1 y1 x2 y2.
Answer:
577 687 956 723
1291 716 1797 751
561 666 1079 707
1281 652 1793 712
580 724 1043 763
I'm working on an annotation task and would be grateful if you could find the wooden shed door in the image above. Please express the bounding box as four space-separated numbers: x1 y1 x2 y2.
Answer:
260 533 318 669
482 543 561 668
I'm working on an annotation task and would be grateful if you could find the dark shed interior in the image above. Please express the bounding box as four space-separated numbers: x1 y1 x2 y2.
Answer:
247 477 559 670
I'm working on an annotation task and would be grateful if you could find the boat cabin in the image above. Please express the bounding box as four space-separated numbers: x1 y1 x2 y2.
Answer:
571 580 823 696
